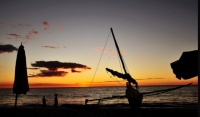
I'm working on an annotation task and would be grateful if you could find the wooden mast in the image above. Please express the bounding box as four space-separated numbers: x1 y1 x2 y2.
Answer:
110 28 127 74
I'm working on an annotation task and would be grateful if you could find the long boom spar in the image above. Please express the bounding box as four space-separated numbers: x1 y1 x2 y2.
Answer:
110 28 127 74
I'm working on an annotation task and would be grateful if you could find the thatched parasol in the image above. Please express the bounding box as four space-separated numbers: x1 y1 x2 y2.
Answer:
170 50 198 80
13 43 29 108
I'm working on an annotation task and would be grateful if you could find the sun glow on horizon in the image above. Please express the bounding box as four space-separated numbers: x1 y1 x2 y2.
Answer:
0 76 197 89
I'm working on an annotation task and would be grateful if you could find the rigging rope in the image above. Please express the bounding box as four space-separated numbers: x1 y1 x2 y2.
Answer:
106 71 124 86
114 40 129 74
117 50 123 74
89 32 111 89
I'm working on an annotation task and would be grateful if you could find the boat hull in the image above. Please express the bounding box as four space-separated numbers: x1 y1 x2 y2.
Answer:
127 89 143 110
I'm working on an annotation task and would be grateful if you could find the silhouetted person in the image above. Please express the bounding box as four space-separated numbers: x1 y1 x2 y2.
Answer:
125 82 143 110
42 96 47 107
54 94 58 107
85 99 88 105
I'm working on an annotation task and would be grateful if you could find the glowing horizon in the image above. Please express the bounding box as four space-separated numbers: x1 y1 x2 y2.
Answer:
0 76 198 89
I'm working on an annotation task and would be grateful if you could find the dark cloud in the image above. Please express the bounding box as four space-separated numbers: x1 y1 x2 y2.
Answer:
71 69 81 73
31 61 91 70
29 70 68 77
27 67 40 70
29 61 91 78
0 44 18 54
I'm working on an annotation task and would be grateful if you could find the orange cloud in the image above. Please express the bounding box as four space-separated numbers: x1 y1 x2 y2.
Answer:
42 21 49 30
93 46 125 55
137 56 144 60
120 50 125 54
29 70 68 77
7 33 21 39
28 83 81 88
104 80 125 83
42 21 49 27
56 24 64 29
25 35 30 39
20 30 38 44
93 46 103 52
8 33 20 37
42 46 59 49
136 78 165 80
29 31 38 34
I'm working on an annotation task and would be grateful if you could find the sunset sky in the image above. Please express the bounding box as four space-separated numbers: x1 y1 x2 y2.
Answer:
0 0 198 88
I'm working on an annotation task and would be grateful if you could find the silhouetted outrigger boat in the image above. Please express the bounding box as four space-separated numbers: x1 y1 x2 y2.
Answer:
85 28 192 109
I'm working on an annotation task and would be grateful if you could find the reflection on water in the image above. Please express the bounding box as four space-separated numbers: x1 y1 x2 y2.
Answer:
0 85 198 107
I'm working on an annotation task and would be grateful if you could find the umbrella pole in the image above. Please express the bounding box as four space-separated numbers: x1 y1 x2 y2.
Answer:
15 94 18 109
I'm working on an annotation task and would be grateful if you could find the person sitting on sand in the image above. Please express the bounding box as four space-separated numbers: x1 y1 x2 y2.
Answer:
42 96 47 107
54 94 58 107
85 99 88 105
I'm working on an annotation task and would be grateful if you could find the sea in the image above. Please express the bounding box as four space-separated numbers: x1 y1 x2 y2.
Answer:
0 85 198 107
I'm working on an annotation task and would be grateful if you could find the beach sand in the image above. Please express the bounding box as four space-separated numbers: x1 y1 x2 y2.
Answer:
0 104 198 117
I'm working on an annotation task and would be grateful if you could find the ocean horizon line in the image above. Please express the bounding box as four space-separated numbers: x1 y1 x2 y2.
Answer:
0 84 197 89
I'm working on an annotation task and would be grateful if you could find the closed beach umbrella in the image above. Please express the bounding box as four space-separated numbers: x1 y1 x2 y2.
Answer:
170 50 198 80
13 43 29 108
